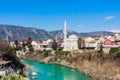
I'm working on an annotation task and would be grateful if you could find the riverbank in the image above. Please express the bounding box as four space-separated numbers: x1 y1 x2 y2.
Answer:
21 50 120 80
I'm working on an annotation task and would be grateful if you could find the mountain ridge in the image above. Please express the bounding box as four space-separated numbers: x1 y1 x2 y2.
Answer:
0 25 53 41
49 30 114 39
0 24 115 41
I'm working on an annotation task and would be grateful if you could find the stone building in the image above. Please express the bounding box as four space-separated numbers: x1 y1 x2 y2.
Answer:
63 20 78 51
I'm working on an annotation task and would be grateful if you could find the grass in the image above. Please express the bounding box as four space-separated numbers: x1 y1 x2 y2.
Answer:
1 73 29 80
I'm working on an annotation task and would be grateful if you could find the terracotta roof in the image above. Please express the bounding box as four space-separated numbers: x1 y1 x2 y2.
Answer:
111 33 116 36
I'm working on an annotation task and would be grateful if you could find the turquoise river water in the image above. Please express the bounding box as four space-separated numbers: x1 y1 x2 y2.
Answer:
21 59 92 80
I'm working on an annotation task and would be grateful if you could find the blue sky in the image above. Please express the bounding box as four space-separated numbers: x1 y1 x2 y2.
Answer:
0 0 120 32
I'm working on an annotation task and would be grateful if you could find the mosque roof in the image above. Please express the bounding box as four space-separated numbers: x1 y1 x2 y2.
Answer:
68 35 78 39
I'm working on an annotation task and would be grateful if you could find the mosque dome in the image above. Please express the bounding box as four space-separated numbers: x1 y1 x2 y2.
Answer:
68 35 78 39
46 39 52 44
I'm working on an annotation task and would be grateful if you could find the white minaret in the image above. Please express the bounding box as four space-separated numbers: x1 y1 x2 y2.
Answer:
63 20 67 40
6 35 9 42
63 20 67 51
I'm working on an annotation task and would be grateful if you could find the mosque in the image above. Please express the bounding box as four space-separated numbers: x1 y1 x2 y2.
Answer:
63 20 78 51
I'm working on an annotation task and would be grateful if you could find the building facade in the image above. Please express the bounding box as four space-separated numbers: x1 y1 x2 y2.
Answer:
63 20 78 51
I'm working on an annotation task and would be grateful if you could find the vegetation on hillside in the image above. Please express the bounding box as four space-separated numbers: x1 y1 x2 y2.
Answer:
1 73 28 80
22 47 120 80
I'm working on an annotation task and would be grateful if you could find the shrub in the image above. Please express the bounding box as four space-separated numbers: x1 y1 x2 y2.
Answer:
58 47 63 51
114 51 120 60
88 53 92 61
109 47 120 55
43 50 51 57
3 74 26 80
0 75 2 79
57 50 69 56
32 50 42 56
3 77 9 80
69 59 73 64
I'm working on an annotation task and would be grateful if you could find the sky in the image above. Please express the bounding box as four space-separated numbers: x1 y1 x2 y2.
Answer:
0 0 120 32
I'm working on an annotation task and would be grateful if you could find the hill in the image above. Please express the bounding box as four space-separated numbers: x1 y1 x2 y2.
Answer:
0 24 115 41
0 25 52 41
49 30 114 39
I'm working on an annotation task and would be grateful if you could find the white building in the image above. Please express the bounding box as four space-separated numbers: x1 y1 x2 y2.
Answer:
84 37 95 48
63 20 78 51
39 39 52 51
31 41 42 50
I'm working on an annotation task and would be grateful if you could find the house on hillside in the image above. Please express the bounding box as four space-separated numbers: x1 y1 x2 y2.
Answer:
103 39 118 54
104 39 116 46
84 37 96 50
107 33 120 45
31 40 42 50
39 39 53 51
114 34 120 45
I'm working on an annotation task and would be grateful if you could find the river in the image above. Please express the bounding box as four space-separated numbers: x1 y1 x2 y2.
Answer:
21 59 92 80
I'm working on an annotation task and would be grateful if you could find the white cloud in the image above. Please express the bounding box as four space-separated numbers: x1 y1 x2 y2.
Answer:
104 16 115 21
108 30 120 33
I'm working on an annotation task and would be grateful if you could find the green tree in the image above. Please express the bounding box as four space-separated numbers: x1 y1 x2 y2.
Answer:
14 40 21 51
22 41 26 52
51 40 58 50
99 43 103 55
78 38 85 49
27 37 34 52
14 40 19 47
109 47 120 55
